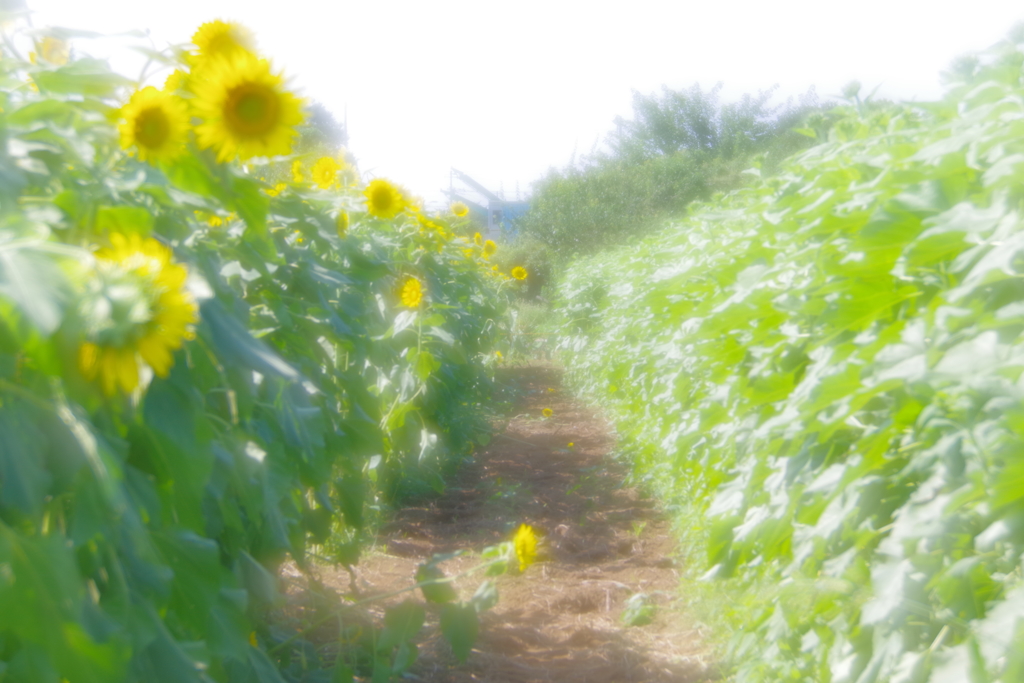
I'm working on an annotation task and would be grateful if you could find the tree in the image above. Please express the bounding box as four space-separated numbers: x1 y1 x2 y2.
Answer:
519 83 830 261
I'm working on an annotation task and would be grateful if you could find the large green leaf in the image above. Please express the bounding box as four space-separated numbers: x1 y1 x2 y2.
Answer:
439 603 478 664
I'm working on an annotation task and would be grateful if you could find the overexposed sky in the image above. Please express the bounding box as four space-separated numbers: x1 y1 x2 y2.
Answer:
28 1 1024 209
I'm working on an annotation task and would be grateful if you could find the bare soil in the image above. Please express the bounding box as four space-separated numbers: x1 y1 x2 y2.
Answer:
281 363 719 682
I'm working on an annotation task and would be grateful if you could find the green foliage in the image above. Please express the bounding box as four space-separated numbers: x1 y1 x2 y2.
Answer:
519 83 828 260
552 31 1024 683
491 235 554 299
620 592 656 627
0 22 516 683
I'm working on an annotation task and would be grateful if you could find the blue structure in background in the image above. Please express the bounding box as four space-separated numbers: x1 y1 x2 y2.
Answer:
446 168 530 239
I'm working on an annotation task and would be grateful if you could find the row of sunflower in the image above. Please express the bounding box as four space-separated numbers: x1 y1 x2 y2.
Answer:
0 18 524 683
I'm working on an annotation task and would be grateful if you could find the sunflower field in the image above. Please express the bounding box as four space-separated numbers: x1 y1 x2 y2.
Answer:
0 18 521 683
553 31 1024 683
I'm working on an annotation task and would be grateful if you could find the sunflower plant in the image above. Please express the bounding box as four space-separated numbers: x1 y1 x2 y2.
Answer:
0 16 515 683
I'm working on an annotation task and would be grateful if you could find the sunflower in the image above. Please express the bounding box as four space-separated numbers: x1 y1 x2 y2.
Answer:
336 210 349 237
32 36 70 66
292 159 305 183
191 20 255 61
192 51 304 163
119 87 190 164
483 240 497 259
542 408 553 418
312 156 342 190
400 276 422 308
513 524 538 572
163 69 187 93
450 201 469 217
264 183 287 197
364 179 406 219
78 234 198 396
511 266 528 280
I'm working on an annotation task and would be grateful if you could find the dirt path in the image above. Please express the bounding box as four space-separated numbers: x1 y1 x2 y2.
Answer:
285 364 718 682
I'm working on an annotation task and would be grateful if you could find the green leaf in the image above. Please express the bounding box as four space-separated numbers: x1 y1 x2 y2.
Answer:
620 593 656 627
201 299 300 380
440 603 479 664
229 175 270 240
413 349 441 381
0 238 68 334
470 580 499 613
331 663 355 683
32 59 132 97
7 99 75 127
378 600 425 652
95 205 154 237
415 564 458 604
0 408 52 518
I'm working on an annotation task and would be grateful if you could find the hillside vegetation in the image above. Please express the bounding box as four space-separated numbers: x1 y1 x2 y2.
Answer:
518 83 828 262
552 30 1024 683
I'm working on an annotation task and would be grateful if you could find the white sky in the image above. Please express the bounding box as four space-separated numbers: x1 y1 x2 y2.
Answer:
28 0 1024 210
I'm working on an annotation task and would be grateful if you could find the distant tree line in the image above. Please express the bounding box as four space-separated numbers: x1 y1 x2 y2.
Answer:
517 83 834 261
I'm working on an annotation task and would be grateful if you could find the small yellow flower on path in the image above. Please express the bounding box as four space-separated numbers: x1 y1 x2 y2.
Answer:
542 408 553 418
547 387 554 392
568 442 575 448
400 276 422 308
513 524 538 572
511 266 527 280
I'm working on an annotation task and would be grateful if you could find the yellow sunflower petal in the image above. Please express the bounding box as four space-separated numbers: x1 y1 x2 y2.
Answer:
138 334 174 377
400 276 423 308
115 348 140 394
78 342 100 379
99 347 119 397
191 20 255 61
513 524 538 572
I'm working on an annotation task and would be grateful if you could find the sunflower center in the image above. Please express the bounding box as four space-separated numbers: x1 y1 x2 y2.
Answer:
135 107 171 149
371 186 393 213
225 83 280 137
